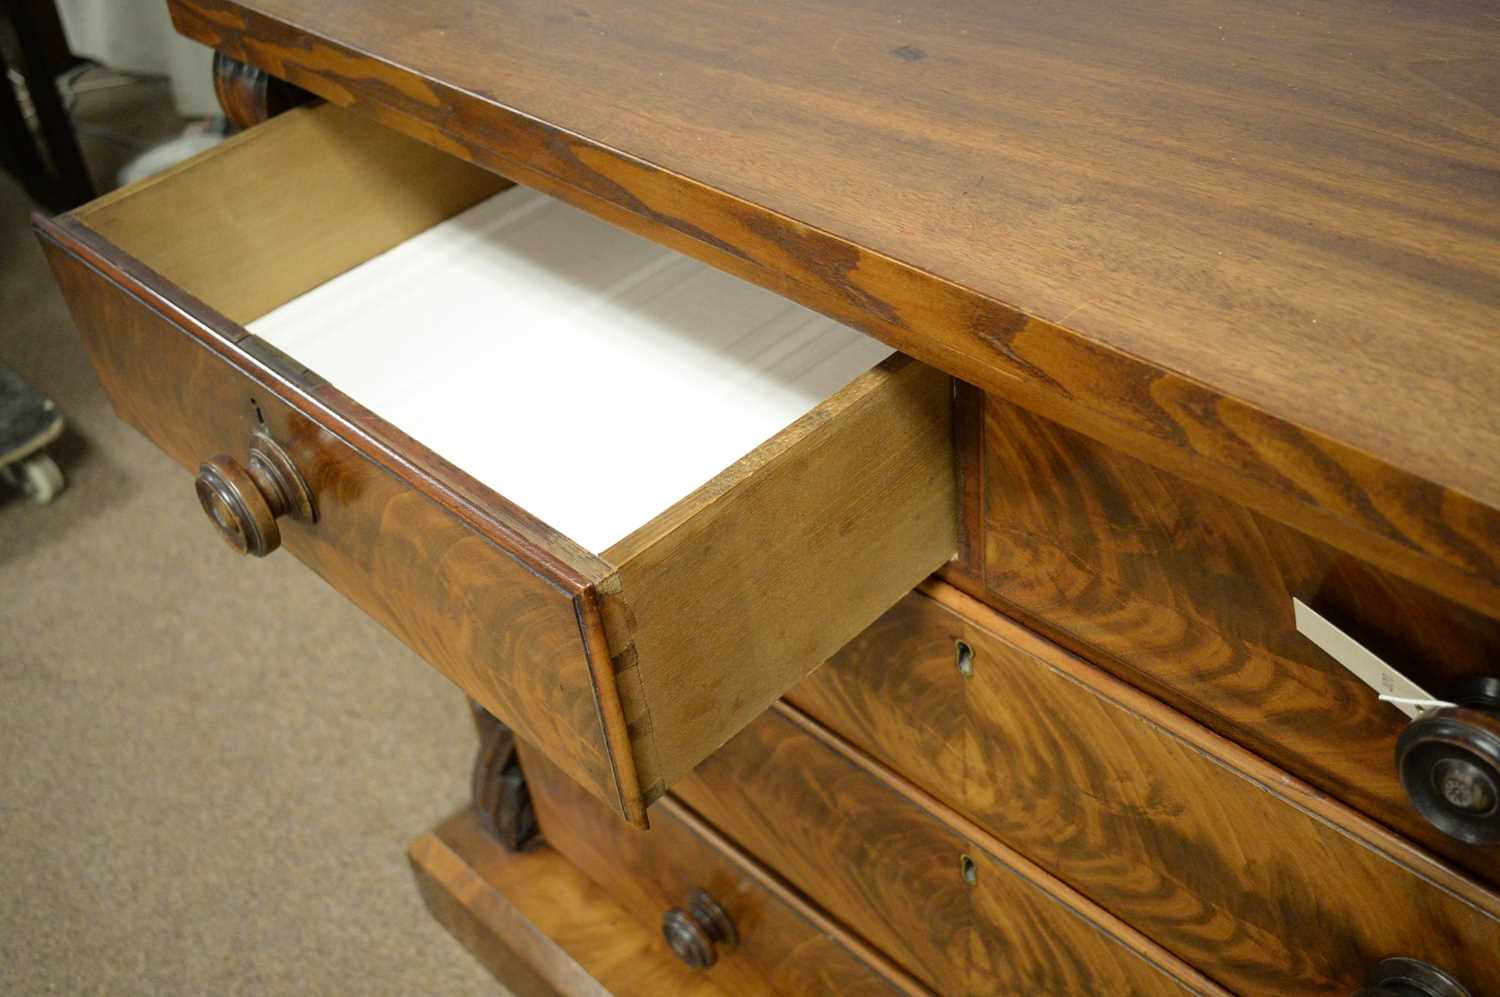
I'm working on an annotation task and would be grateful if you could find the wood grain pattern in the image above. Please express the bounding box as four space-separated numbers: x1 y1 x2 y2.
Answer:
604 355 957 796
520 741 925 997
36 227 623 806
945 393 1500 885
167 0 1500 621
672 708 1225 996
410 810 729 997
787 584 1500 995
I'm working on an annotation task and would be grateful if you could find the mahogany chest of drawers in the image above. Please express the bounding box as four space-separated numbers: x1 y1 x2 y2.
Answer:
37 1 1500 994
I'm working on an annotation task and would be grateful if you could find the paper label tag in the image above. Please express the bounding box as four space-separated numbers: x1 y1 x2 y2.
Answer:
1291 598 1453 719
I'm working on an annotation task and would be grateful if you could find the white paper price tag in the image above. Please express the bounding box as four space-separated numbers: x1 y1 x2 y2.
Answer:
1292 598 1455 719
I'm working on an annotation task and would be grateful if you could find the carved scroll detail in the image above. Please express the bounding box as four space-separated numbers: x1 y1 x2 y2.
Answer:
212 52 314 130
470 701 541 852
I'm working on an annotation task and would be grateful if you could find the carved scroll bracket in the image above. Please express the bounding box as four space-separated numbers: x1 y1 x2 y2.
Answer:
470 701 541 853
212 52 315 130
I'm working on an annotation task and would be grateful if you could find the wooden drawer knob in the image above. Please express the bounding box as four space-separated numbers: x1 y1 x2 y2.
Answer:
1294 601 1500 846
1353 956 1471 996
194 430 315 557
661 889 737 969
1397 677 1500 846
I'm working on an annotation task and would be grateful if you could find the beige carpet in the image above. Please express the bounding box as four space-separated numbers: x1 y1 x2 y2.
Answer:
1 76 501 995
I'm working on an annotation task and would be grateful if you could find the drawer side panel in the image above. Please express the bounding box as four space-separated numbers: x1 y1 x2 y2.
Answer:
610 358 958 797
38 228 624 814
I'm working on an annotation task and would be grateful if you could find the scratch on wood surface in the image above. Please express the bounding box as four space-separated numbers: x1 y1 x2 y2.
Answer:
1057 302 1092 326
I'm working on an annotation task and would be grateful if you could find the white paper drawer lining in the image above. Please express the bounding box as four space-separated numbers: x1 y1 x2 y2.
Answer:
249 186 894 553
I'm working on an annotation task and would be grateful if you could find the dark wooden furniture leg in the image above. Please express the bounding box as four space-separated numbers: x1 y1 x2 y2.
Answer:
1 0 92 210
0 48 49 186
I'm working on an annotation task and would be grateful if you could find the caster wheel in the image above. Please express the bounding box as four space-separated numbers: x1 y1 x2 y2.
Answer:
15 453 64 504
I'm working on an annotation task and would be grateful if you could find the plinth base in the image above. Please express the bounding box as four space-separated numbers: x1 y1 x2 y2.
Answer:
408 810 725 997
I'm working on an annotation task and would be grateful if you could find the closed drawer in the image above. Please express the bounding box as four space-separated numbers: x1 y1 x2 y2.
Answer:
789 582 1500 995
673 712 1226 995
34 103 956 826
518 738 922 996
955 394 1500 882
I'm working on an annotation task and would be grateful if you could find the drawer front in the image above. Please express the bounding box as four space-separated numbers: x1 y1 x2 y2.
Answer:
956 393 1500 883
39 228 621 805
35 105 957 826
789 584 1500 995
672 711 1224 996
519 740 920 997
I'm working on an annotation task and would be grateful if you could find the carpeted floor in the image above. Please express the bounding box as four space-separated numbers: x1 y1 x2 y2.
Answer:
0 75 501 995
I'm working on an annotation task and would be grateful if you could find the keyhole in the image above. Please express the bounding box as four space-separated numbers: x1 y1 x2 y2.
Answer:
960 854 977 885
955 639 974 678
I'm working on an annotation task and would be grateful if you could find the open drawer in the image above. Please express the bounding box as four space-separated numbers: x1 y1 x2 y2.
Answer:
34 104 956 825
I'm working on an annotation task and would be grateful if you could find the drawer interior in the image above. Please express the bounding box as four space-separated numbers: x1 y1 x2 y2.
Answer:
74 105 893 557
248 186 893 554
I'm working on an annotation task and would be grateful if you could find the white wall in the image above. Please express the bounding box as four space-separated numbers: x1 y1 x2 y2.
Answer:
55 0 217 117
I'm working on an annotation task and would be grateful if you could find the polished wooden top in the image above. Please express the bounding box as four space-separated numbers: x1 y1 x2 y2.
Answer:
172 0 1500 606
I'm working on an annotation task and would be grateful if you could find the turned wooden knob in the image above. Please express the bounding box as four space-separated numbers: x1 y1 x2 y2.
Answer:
661 889 737 969
1352 956 1471 997
194 431 315 557
1397 677 1500 846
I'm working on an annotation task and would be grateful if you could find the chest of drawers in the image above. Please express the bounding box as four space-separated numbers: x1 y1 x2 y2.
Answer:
37 1 1500 994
